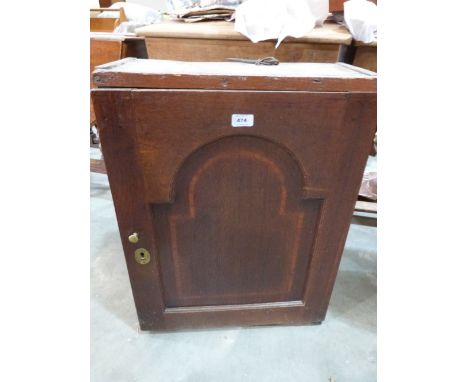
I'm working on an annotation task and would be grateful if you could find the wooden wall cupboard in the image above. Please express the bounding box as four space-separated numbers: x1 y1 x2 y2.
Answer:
92 59 376 331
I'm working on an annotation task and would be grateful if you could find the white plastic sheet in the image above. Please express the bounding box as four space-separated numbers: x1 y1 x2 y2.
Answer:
344 0 377 44
234 0 329 48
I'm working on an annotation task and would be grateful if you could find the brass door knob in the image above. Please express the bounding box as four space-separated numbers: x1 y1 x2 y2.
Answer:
128 232 139 244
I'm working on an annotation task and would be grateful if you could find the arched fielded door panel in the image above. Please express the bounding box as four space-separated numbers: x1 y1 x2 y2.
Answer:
154 136 323 308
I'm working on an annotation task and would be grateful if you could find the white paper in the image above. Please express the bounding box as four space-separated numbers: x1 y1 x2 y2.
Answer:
234 0 329 48
344 0 377 44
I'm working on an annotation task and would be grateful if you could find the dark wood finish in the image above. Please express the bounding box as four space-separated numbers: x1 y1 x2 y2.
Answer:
124 38 148 60
155 136 323 308
90 37 148 125
99 0 122 7
90 36 148 174
92 59 376 331
93 59 376 93
349 41 377 157
90 39 123 125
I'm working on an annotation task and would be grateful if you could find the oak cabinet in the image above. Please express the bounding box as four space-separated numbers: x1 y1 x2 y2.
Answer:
92 59 376 331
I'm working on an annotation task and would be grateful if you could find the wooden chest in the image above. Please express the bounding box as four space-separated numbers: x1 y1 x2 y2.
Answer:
135 20 352 63
92 59 376 331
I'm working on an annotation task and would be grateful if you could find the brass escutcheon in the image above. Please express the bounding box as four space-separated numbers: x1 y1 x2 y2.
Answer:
134 248 150 265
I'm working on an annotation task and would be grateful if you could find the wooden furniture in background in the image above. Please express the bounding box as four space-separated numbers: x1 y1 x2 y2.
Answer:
90 158 107 174
330 0 377 12
90 34 148 126
355 200 377 214
99 0 123 7
351 40 377 209
90 34 148 173
92 58 376 331
352 40 377 72
136 20 352 62
330 0 345 12
90 8 127 33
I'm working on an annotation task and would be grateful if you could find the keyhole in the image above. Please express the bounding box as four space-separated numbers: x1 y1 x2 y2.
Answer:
134 248 150 264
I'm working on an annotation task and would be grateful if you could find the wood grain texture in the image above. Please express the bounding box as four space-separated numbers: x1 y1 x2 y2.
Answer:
353 45 377 72
137 20 351 63
144 37 343 63
90 8 126 33
90 39 123 125
90 38 147 174
94 71 375 92
155 136 323 308
92 90 168 329
136 20 352 44
93 59 376 93
91 61 376 331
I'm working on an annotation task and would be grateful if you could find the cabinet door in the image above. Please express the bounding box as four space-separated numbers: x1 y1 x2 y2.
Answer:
93 89 376 330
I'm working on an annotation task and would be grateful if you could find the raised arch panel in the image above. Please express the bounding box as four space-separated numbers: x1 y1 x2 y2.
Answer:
154 136 324 308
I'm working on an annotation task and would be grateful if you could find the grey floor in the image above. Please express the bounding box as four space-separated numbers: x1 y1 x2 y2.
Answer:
91 156 376 382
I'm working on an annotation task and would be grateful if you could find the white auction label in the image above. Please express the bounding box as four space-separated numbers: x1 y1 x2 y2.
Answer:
231 114 254 127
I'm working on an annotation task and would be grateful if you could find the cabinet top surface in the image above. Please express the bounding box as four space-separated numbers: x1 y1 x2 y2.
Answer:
93 58 376 92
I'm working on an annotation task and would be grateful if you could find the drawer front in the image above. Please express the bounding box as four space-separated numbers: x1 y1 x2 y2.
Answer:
92 89 376 330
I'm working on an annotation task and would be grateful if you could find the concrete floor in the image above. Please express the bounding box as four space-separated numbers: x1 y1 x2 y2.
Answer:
91 161 376 382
